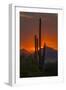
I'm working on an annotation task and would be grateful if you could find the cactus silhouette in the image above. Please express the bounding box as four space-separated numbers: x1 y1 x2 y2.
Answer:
34 35 38 64
34 18 46 71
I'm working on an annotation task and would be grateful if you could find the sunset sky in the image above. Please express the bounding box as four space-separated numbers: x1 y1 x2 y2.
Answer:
20 12 58 52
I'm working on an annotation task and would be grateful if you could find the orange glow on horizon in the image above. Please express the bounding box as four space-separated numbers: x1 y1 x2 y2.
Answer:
20 13 58 52
20 39 58 53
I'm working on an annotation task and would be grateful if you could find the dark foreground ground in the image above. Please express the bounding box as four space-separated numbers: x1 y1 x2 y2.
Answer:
20 54 58 78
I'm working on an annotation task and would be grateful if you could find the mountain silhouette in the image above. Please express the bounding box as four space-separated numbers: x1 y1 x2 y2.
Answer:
40 46 57 63
20 49 31 57
45 46 57 59
20 46 58 77
20 46 57 62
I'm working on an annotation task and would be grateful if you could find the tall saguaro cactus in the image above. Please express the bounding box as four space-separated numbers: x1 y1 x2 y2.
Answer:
39 18 42 70
34 18 45 71
39 18 41 54
34 35 38 64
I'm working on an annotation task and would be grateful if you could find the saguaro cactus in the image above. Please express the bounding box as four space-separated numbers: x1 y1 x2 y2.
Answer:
38 18 42 70
34 35 38 64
